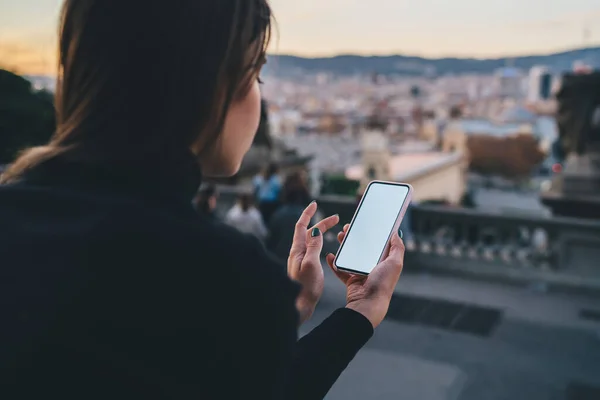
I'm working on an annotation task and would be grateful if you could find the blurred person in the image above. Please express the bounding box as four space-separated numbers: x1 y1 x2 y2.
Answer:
225 192 267 240
253 162 282 224
193 183 219 220
460 188 476 209
0 1 405 399
267 172 313 261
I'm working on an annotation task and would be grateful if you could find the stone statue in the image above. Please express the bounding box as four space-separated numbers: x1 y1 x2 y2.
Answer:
555 72 600 155
541 71 600 218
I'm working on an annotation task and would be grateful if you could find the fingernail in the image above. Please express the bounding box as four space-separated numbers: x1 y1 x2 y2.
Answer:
399 229 403 239
334 214 339 218
310 200 316 205
311 227 321 237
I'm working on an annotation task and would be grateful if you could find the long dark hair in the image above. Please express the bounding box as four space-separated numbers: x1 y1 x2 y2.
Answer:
1 0 273 183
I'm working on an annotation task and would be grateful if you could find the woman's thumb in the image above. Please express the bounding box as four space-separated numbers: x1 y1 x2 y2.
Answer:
370 230 405 284
387 230 405 262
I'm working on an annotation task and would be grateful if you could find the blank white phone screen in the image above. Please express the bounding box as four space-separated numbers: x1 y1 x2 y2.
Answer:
336 183 409 274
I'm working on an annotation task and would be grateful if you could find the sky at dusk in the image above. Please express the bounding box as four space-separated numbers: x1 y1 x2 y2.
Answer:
1 0 599 75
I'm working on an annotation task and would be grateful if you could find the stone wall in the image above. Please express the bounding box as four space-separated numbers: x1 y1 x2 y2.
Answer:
217 186 600 293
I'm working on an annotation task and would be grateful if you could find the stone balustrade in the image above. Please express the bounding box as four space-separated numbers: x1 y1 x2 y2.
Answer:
216 186 600 292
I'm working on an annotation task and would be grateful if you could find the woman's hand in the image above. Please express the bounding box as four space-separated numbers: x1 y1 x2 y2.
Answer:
325 224 405 329
288 201 339 324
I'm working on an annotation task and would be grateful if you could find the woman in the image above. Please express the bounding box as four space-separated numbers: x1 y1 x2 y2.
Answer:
253 162 282 224
0 1 405 399
225 192 268 240
194 184 219 220
267 172 313 261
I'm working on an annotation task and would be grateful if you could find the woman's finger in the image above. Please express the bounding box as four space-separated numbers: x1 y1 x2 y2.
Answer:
290 201 318 253
325 253 350 285
304 215 339 262
343 223 350 233
372 231 405 287
310 214 339 235
386 230 405 265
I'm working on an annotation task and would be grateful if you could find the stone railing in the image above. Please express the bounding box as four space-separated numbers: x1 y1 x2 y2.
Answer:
216 187 600 292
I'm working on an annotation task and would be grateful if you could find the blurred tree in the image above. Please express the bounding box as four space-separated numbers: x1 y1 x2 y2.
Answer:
468 134 545 179
0 69 56 164
321 175 360 196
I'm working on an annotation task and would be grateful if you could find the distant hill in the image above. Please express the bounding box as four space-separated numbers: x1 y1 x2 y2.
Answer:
265 46 600 77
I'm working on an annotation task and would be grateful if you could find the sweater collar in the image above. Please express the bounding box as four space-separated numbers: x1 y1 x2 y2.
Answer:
19 151 203 206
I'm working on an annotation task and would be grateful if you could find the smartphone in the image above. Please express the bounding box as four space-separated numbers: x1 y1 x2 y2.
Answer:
333 181 413 276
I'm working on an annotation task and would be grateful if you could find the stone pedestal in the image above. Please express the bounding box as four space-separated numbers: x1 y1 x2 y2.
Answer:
541 72 600 219
542 149 600 219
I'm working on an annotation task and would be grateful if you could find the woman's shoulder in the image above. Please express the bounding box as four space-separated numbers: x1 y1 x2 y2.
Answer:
87 208 300 324
190 217 293 277
73 198 287 278
201 220 299 296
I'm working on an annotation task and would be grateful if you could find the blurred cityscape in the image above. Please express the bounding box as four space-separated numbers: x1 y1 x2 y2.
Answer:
230 52 594 214
215 52 600 400
2 23 600 400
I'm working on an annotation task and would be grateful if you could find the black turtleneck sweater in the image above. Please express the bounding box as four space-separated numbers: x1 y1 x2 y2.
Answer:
0 156 373 400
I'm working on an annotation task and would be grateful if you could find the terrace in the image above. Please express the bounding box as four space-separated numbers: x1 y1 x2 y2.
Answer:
216 187 600 400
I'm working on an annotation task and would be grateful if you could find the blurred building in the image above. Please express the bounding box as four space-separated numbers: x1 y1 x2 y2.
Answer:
527 66 553 103
420 119 440 146
360 130 392 184
572 60 593 74
442 120 468 153
494 67 523 99
269 109 302 137
499 105 537 125
215 99 312 185
348 125 467 204
24 75 57 92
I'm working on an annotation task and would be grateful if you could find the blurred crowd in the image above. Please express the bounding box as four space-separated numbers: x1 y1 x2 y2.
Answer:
194 162 416 261
193 163 314 263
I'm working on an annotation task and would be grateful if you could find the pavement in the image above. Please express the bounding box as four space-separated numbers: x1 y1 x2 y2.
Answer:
299 264 600 400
